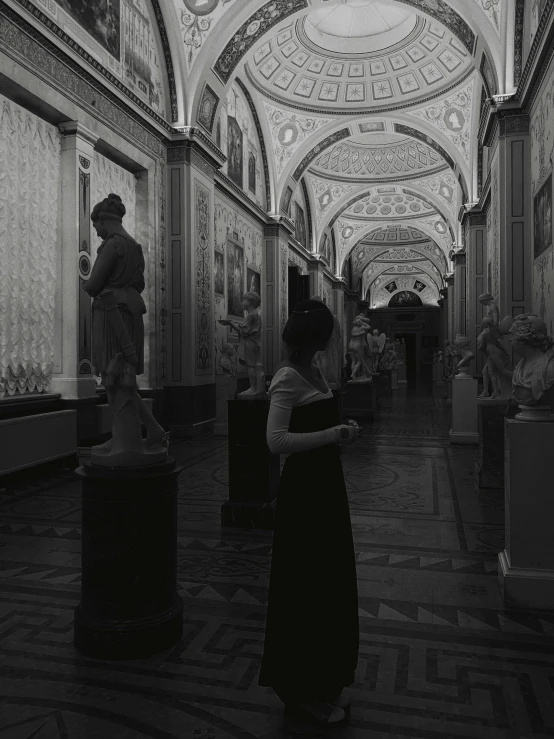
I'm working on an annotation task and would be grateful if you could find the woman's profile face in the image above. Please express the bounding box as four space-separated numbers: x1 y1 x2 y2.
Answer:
92 218 108 239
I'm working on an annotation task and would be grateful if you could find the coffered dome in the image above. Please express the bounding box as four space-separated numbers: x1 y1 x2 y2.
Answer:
304 1 417 55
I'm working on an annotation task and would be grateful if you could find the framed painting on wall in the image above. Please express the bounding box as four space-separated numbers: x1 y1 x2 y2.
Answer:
534 174 552 259
247 268 261 297
57 0 121 58
248 152 256 194
227 116 243 189
227 238 244 318
214 250 224 296
295 203 307 248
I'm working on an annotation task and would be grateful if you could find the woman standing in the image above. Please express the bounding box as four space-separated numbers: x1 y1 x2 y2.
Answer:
259 299 360 727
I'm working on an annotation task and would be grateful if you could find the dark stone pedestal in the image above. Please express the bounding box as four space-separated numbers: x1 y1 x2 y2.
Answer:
222 399 279 529
342 381 377 421
476 399 514 489
74 459 183 660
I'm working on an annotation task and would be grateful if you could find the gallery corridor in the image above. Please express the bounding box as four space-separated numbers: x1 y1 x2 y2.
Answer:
0 385 553 739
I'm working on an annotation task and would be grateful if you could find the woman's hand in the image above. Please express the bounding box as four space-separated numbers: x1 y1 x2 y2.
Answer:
332 424 359 446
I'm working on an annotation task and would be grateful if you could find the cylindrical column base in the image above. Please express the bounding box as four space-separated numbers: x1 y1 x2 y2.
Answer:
74 459 183 659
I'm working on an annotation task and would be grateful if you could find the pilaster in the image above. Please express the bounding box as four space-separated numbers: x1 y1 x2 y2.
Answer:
490 113 533 319
445 273 455 343
50 122 98 400
463 211 488 375
264 218 294 375
308 257 325 298
164 133 225 435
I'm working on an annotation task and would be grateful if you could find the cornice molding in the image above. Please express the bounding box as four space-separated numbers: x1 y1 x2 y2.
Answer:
59 120 99 146
172 127 226 168
215 171 270 226
516 0 554 107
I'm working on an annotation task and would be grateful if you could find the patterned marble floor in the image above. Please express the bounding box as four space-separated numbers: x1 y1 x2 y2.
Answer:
1 384 554 738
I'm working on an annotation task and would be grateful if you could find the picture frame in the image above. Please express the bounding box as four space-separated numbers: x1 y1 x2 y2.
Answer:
247 267 261 297
248 151 256 194
226 237 244 318
227 115 243 189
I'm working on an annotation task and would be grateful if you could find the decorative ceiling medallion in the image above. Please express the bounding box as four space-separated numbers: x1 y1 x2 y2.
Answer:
183 0 219 15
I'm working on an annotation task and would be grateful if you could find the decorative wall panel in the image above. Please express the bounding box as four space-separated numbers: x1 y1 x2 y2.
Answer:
195 180 212 374
0 94 60 397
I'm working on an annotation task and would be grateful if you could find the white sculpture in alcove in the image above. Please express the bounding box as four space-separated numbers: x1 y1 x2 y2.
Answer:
368 329 386 373
347 314 373 381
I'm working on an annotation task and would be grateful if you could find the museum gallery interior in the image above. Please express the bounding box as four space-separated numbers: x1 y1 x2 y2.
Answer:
2 0 554 735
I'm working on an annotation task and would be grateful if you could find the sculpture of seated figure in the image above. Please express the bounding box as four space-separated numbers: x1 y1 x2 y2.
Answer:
348 314 373 381
219 292 265 398
477 317 512 399
82 193 168 467
452 334 474 377
502 314 554 419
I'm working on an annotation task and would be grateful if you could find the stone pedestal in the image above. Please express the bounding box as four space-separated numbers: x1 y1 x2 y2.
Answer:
476 398 513 489
223 399 279 529
449 376 479 444
343 380 377 421
214 375 238 437
74 459 183 659
391 370 399 390
398 364 407 385
499 419 554 609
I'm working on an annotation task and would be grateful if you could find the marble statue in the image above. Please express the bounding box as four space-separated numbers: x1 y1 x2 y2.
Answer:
347 314 373 381
443 340 455 378
437 350 444 363
219 291 265 398
479 292 500 327
477 317 512 399
312 295 342 387
218 341 237 376
368 329 386 373
452 334 474 378
503 314 554 419
379 347 402 373
83 193 168 468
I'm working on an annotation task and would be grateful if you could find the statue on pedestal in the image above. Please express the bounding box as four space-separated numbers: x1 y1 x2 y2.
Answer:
379 346 402 373
83 193 168 467
219 292 265 399
312 296 342 388
347 314 373 381
502 314 554 420
477 317 512 399
479 293 500 327
443 340 455 379
452 334 474 378
368 329 386 373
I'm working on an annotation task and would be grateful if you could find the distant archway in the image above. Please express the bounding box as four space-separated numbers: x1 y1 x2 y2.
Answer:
388 291 423 308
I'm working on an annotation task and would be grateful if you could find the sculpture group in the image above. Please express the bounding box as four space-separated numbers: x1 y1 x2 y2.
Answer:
346 314 403 382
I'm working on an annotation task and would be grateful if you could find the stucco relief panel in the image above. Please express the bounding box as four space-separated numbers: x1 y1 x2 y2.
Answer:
409 79 475 165
262 101 330 180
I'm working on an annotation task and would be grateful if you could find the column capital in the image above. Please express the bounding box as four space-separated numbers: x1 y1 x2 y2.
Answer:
445 273 455 287
168 127 226 172
451 249 466 266
58 121 99 147
439 287 448 298
264 216 295 239
462 209 488 228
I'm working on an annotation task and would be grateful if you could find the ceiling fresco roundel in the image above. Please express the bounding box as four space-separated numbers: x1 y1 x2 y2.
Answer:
246 8 472 113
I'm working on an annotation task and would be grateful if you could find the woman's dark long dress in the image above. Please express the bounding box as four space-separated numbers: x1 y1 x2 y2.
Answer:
259 395 359 705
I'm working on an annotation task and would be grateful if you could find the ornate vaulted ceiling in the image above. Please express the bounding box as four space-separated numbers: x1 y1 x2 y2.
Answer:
168 0 507 307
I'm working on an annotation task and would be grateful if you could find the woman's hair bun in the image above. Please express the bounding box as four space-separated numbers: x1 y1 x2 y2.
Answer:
107 193 126 216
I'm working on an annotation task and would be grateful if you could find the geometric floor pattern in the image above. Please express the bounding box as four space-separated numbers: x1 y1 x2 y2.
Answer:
1 383 554 738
